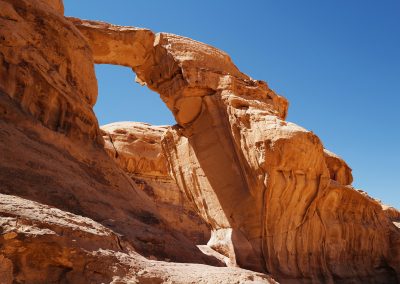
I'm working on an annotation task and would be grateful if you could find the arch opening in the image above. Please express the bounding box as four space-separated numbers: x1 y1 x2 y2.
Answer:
94 64 212 246
94 64 175 127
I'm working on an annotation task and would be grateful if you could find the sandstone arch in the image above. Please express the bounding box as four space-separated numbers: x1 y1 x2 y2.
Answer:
0 0 220 269
69 17 288 272
68 17 400 282
0 0 399 281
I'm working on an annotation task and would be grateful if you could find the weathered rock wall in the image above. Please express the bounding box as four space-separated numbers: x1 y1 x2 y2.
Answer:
323 149 353 185
0 0 100 143
0 0 219 267
222 99 399 281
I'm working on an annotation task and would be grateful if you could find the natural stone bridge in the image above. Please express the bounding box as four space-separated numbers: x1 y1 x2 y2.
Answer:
69 17 400 281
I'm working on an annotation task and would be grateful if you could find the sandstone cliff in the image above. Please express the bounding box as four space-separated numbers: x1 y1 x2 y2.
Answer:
0 0 399 283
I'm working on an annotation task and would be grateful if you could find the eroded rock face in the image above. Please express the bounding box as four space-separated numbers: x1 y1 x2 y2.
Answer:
163 112 400 282
0 0 219 270
383 205 400 224
40 0 64 14
101 122 169 177
101 122 211 244
323 149 353 185
1 0 399 282
71 15 400 283
0 194 275 283
0 0 101 144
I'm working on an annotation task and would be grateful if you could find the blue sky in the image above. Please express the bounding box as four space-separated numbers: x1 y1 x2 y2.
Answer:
65 1 400 208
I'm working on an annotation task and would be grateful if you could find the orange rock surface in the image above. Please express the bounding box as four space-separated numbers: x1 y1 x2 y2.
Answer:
0 0 219 265
0 0 399 283
0 194 275 283
101 122 211 244
70 15 400 283
323 149 353 185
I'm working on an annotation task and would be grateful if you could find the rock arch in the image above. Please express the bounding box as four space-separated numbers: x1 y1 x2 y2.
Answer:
68 17 400 282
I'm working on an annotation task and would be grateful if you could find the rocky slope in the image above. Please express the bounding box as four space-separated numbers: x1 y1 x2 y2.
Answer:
0 193 274 284
0 0 399 283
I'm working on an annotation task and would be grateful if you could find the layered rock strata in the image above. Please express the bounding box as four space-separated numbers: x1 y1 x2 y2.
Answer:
70 15 400 283
0 0 100 143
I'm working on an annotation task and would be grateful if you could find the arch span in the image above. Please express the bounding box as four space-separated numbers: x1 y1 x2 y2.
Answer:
68 17 400 282
68 17 288 126
69 16 289 272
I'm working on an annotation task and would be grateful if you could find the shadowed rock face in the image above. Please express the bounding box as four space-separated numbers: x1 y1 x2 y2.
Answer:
0 0 399 283
70 14 400 283
101 122 211 245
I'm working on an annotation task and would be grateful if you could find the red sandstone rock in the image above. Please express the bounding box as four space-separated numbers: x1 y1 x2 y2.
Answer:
0 0 100 143
67 17 289 124
383 205 400 223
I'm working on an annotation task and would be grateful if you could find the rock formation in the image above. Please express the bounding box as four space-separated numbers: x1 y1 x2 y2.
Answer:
0 0 223 266
0 0 399 283
70 14 400 284
323 149 353 186
101 122 210 244
0 193 275 283
384 205 400 225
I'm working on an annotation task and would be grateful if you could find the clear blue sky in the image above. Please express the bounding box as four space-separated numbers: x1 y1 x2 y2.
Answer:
65 1 400 208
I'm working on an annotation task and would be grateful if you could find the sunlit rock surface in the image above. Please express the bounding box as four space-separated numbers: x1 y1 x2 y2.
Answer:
71 15 400 283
